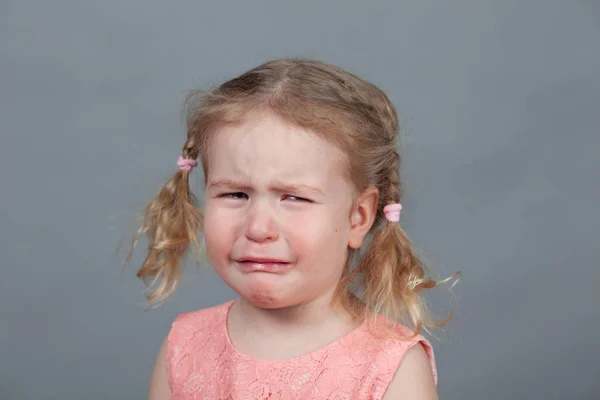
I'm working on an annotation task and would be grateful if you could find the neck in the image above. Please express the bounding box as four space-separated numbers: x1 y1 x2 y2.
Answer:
226 289 365 360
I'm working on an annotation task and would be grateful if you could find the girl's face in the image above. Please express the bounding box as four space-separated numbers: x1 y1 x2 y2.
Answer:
203 112 375 309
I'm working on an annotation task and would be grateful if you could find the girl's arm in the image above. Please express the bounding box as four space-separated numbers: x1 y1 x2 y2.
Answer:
383 344 439 400
148 336 171 400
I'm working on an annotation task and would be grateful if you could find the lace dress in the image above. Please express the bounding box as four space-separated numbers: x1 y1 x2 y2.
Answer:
166 300 437 399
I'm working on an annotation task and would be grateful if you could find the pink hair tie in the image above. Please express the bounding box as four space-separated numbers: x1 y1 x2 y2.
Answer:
177 156 198 172
383 203 402 222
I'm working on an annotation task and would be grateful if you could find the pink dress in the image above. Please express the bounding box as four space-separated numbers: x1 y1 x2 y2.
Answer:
166 300 437 399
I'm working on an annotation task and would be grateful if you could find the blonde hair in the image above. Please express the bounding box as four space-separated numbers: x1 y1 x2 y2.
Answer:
128 58 458 336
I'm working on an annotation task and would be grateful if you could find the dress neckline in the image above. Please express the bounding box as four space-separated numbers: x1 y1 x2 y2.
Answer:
221 299 366 364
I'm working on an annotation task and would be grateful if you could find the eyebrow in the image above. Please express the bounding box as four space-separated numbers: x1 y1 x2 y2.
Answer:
207 179 325 196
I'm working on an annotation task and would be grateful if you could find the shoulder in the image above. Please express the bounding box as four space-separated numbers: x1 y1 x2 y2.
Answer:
160 301 233 393
168 300 232 341
368 323 438 399
165 300 232 364
382 341 438 399
148 336 170 400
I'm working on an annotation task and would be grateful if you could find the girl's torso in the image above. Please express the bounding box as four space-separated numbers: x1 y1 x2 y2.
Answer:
166 300 437 400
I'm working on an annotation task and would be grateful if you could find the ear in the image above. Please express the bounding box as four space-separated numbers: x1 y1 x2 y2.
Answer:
348 187 379 249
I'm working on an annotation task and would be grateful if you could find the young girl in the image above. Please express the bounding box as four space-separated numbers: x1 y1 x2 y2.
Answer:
131 58 456 399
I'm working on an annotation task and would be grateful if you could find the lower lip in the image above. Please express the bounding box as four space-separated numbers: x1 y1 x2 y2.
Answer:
237 261 293 273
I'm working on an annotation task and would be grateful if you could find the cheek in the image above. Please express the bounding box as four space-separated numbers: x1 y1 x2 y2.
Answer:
204 201 236 231
203 210 236 259
288 211 349 259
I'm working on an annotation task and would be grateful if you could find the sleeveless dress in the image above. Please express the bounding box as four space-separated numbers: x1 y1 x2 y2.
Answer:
166 300 437 400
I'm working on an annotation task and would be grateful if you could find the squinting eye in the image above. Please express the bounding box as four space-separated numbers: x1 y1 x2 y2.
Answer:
220 192 248 199
283 195 310 202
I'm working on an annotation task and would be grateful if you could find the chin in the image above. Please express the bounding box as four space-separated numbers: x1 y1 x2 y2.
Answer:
245 294 287 309
216 268 314 310
237 282 301 310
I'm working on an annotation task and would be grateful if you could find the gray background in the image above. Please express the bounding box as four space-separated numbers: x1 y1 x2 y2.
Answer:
1 0 599 399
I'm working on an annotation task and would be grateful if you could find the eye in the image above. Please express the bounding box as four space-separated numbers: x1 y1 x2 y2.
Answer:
219 192 248 200
283 194 311 202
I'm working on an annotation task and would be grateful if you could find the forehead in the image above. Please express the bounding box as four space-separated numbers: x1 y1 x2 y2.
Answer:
206 112 349 187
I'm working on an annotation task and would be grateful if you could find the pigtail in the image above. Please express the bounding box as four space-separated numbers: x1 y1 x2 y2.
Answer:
127 140 203 306
338 145 459 337
344 219 456 338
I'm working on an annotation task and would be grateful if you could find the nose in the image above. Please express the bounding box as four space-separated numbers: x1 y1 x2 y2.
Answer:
244 201 279 243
